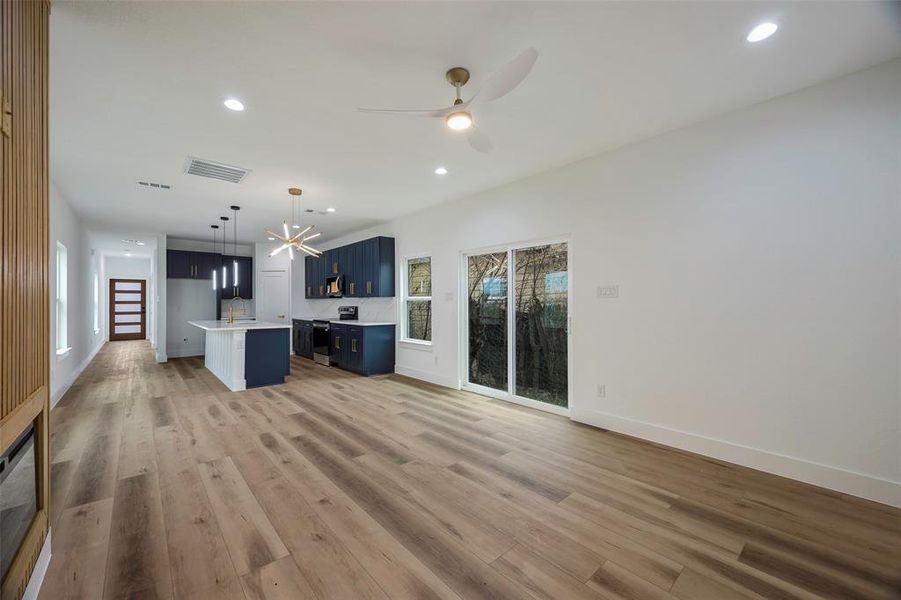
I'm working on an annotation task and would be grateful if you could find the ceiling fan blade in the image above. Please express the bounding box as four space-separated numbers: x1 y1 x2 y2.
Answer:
469 47 538 105
466 127 493 153
357 106 455 118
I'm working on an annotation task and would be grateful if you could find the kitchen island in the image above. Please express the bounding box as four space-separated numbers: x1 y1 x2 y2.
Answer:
188 320 291 391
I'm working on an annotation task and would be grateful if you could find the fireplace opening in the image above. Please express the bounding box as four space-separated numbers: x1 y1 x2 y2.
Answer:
0 424 37 581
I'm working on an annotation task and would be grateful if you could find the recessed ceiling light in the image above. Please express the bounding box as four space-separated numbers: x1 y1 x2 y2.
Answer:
267 236 275 241
292 224 300 229
223 98 245 111
434 167 448 175
326 207 336 213
747 22 778 43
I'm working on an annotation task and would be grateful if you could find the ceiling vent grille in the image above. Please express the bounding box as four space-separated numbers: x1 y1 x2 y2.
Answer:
184 156 250 184
138 180 171 189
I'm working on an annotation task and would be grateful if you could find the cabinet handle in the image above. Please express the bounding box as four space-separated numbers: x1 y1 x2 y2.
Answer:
333 262 338 274
349 282 354 294
319 285 324 296
351 339 357 353
335 336 340 349
367 281 372 294
307 286 311 296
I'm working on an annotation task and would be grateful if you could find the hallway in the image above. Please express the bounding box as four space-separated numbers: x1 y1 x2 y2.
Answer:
41 341 901 599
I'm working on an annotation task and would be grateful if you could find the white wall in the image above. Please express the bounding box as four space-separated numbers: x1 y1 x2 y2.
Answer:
166 279 216 357
154 234 167 362
293 60 901 506
49 183 104 405
105 256 151 279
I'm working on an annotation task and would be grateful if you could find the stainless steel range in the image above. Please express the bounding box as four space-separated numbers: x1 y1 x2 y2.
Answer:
312 306 358 365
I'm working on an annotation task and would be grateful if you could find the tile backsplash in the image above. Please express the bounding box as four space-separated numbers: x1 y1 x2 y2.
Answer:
294 297 397 323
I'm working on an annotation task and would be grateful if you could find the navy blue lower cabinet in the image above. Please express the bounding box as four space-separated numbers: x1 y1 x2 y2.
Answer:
340 324 395 376
292 319 314 358
329 324 346 366
244 328 290 388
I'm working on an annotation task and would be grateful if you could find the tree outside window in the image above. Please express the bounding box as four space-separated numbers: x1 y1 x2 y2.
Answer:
404 257 431 342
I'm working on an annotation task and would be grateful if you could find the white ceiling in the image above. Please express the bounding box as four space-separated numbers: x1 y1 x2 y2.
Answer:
90 231 157 259
50 1 901 245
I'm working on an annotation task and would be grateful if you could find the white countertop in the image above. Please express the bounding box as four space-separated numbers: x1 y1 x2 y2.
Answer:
189 320 292 331
293 318 396 327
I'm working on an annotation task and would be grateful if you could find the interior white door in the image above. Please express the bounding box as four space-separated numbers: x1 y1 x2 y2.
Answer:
257 270 290 324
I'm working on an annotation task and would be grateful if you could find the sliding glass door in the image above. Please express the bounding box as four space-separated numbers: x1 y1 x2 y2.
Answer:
467 252 509 391
464 240 569 413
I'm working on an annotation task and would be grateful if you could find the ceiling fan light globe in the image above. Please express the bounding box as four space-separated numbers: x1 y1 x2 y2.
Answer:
446 111 473 131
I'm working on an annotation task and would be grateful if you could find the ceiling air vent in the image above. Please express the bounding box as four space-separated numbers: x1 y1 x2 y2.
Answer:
138 180 171 189
184 156 250 184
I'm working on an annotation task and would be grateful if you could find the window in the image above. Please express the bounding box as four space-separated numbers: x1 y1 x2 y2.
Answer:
56 242 69 354
93 272 100 333
402 256 432 343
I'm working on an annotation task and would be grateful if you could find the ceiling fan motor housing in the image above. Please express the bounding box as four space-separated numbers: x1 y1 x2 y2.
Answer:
446 67 470 87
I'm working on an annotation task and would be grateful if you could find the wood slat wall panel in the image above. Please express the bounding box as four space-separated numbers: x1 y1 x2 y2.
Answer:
0 0 48 423
0 0 52 598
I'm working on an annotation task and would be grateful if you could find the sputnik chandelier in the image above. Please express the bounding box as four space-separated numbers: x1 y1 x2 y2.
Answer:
267 187 321 260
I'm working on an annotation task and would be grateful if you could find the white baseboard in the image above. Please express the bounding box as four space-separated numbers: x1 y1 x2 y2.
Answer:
21 529 51 600
166 348 204 358
572 408 901 508
394 365 460 390
51 341 104 409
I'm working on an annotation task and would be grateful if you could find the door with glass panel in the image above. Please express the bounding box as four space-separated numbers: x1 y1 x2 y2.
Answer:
109 279 146 341
464 241 569 411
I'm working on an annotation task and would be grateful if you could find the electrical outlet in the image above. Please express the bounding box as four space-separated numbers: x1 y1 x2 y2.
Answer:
597 285 619 299
597 384 606 398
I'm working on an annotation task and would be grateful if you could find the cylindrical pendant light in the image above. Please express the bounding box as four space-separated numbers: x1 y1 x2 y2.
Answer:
210 224 219 290
231 206 240 292
220 216 229 288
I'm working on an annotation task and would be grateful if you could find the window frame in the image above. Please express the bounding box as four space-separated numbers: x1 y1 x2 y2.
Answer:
56 241 70 357
93 271 100 334
400 255 433 346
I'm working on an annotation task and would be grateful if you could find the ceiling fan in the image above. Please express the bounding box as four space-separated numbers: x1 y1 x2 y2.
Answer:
358 47 538 153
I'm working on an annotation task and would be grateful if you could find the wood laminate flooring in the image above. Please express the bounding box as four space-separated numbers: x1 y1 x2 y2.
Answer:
40 341 901 599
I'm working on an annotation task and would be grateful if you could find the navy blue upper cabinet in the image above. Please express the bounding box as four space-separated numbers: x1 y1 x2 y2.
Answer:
304 237 394 299
167 250 220 280
167 250 191 279
361 237 395 297
305 255 326 298
346 242 363 297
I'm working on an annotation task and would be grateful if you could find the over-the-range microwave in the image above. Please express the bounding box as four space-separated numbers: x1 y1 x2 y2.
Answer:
326 275 343 297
